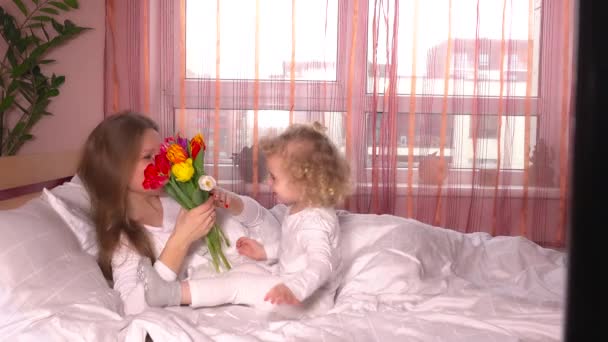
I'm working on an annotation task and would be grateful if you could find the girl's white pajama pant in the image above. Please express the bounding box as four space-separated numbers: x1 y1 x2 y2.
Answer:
188 263 332 318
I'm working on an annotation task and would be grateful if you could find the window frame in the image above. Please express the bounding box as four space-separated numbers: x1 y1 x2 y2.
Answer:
171 0 563 190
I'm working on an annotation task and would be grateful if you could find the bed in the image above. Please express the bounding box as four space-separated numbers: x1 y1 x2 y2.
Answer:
0 153 567 341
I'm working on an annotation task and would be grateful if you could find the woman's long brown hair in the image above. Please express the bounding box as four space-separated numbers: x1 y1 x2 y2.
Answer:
78 112 158 281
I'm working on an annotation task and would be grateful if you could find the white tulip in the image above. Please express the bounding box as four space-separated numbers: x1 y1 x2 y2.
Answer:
198 175 217 192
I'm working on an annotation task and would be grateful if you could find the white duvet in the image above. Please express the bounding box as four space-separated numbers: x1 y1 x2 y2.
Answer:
2 211 566 342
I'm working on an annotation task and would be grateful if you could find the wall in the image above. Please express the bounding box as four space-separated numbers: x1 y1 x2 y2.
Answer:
0 0 105 155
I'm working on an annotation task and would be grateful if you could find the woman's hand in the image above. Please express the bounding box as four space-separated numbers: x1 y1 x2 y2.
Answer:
236 237 267 261
211 187 243 215
171 197 216 246
264 283 301 305
159 197 216 274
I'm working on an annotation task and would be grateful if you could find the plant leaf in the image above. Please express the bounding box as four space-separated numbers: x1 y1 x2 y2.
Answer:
51 75 65 87
6 51 18 70
8 80 20 94
32 15 53 22
0 96 15 112
41 25 50 40
9 122 26 139
47 88 59 97
12 61 32 78
63 0 79 9
19 134 33 142
51 19 63 33
12 0 28 16
49 1 69 11
40 7 60 15
40 59 56 64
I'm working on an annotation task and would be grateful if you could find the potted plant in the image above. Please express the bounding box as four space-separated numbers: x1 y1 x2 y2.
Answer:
0 0 89 156
529 138 556 187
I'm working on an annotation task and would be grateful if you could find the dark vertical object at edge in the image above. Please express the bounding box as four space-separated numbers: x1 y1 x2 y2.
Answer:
565 0 606 340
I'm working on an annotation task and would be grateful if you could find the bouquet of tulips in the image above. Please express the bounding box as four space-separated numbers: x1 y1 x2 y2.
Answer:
143 133 231 272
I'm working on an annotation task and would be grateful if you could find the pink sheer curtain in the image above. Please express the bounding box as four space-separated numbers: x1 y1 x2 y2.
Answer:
106 0 574 248
104 0 174 138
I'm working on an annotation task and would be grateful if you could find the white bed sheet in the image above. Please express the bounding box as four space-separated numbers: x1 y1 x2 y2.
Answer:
3 212 566 342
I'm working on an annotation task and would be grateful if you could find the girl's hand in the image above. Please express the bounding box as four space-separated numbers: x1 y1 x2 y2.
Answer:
264 283 301 305
171 197 216 246
211 187 243 215
236 237 267 261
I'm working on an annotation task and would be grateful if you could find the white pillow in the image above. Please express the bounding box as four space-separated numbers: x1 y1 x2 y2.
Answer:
0 197 122 337
42 188 98 257
41 181 251 265
49 175 91 213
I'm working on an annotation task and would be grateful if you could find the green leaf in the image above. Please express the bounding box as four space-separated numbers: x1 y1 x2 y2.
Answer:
191 187 204 206
47 88 59 97
7 79 20 93
32 15 53 22
29 42 52 61
40 7 60 15
30 98 50 114
26 23 44 29
12 62 32 78
40 59 56 64
51 19 63 33
18 133 33 142
10 122 26 137
6 49 18 68
64 19 75 29
0 96 15 112
49 1 69 11
41 25 50 41
31 65 41 76
51 75 65 87
194 145 205 177
168 178 196 209
164 185 183 206
12 0 28 16
63 0 79 9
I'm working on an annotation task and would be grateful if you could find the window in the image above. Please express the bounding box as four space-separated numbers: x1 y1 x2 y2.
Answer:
366 112 455 168
181 0 550 186
364 0 544 175
182 109 345 182
182 0 342 171
451 53 471 79
186 0 338 81
366 0 541 97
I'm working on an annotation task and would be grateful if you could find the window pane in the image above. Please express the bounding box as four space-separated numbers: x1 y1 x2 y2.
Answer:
367 0 542 96
181 109 346 180
186 0 338 80
366 112 455 168
365 113 537 170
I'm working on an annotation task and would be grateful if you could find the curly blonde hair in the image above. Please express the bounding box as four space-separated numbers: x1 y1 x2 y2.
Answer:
260 122 351 207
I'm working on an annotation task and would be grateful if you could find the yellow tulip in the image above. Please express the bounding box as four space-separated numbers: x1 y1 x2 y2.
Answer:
172 158 194 182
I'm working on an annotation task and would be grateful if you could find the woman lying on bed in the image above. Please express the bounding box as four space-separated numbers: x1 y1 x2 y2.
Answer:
78 112 223 315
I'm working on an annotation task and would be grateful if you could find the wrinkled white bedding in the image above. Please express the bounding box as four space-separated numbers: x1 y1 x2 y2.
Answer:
1 209 566 342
